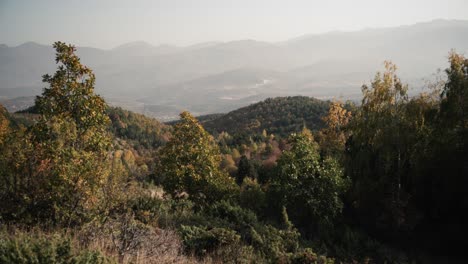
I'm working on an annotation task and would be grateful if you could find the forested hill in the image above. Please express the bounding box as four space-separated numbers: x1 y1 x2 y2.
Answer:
13 105 171 149
201 96 330 136
107 107 171 148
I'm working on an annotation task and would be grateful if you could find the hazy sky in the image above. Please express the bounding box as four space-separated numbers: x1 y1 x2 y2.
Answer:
1 0 467 49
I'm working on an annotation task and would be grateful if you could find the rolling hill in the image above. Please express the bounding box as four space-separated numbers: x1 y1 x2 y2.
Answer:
201 96 330 136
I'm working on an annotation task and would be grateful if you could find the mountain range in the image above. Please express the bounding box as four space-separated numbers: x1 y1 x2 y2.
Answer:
1 19 467 120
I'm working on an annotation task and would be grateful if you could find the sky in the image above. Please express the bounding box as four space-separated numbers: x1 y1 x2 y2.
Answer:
1 0 467 49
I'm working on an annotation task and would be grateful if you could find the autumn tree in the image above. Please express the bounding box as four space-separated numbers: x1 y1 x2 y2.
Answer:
440 51 468 129
0 104 9 144
345 61 436 233
35 42 110 151
420 52 468 245
1 42 111 224
156 111 238 204
318 101 352 158
220 154 237 176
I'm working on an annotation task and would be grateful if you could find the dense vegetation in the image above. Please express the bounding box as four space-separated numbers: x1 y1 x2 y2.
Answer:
107 106 171 149
1 42 467 263
202 96 330 137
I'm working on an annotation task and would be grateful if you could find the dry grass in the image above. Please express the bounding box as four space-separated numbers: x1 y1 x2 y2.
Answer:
77 217 202 264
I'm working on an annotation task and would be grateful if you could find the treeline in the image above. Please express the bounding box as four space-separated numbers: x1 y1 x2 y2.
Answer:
1 42 467 263
343 59 468 254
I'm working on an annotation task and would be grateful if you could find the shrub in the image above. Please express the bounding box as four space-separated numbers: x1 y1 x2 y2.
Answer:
179 225 240 257
251 225 300 260
0 229 114 264
207 200 258 228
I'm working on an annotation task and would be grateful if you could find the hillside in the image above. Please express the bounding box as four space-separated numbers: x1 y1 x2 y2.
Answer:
107 106 171 149
11 104 171 150
202 96 330 136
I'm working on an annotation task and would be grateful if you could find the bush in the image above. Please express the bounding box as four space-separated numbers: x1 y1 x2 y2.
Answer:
207 200 258 229
250 225 300 260
179 225 240 257
0 229 114 264
128 195 163 226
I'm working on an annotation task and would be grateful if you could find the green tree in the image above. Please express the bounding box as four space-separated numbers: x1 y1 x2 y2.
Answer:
156 111 237 204
0 127 38 222
272 131 348 232
236 155 257 185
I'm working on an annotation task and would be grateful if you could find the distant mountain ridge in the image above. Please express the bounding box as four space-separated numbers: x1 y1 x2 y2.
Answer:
1 19 467 119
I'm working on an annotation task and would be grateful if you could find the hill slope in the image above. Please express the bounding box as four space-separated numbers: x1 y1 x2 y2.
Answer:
201 96 330 136
107 106 171 149
9 104 171 150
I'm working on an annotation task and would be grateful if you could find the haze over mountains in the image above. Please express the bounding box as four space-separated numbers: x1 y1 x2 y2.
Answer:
1 19 467 120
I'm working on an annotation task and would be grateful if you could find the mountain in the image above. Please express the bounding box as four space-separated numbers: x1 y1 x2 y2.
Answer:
201 96 330 136
1 19 467 120
0 96 35 112
112 41 181 56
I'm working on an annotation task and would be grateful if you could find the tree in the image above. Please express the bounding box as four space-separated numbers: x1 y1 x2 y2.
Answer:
156 111 237 204
236 155 257 185
35 41 110 152
1 42 111 224
272 131 349 233
220 154 237 176
318 101 352 158
440 51 468 129
437 51 468 184
231 148 241 161
345 61 432 233
0 104 9 144
422 52 468 245
0 127 38 222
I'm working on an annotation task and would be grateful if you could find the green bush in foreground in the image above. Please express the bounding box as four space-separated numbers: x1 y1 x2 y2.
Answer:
0 229 114 264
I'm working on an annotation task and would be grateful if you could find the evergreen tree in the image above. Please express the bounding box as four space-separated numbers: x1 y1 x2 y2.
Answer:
236 155 252 185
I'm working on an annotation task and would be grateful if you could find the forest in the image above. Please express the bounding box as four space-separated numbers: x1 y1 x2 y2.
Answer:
0 42 467 263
